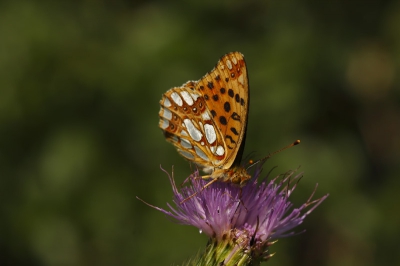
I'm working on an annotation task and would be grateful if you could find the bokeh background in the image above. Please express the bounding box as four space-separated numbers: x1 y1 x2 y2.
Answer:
1 1 399 265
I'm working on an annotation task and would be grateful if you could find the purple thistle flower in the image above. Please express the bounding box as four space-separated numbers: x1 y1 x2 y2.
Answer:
138 163 328 264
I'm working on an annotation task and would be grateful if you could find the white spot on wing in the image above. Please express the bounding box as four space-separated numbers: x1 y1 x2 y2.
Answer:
171 92 183 106
204 124 216 144
180 138 192 149
195 146 209 161
202 111 211 121
160 118 169 129
180 130 188 136
183 119 202 142
180 91 194 106
226 59 232 70
232 56 237 65
179 150 195 160
216 146 225 156
238 74 244 85
161 108 172 120
163 97 171 107
190 93 200 101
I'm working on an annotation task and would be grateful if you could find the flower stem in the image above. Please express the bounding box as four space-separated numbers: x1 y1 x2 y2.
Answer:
184 232 267 266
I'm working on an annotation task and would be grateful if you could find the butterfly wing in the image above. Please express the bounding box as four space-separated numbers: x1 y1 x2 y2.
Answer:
159 52 249 172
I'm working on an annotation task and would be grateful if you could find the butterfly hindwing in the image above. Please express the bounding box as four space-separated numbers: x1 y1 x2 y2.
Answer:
159 52 249 173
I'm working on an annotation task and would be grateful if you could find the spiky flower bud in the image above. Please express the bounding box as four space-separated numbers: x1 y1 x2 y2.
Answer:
138 163 328 265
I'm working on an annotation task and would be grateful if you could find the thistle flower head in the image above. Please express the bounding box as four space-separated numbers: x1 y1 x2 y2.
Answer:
138 163 328 264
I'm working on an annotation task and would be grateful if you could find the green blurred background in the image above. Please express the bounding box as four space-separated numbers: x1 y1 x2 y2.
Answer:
1 1 399 265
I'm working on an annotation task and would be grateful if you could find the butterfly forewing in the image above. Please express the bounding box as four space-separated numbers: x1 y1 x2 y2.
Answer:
196 52 249 169
159 52 249 175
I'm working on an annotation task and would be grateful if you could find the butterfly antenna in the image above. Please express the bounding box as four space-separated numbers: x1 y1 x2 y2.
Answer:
247 140 300 170
243 151 257 165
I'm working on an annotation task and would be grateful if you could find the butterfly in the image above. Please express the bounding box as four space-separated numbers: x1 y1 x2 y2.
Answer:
159 52 251 189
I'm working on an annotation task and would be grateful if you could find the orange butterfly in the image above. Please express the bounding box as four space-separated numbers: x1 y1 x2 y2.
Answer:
159 52 252 188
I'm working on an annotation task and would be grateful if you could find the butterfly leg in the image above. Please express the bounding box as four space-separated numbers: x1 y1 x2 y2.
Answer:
180 178 218 204
200 175 212 180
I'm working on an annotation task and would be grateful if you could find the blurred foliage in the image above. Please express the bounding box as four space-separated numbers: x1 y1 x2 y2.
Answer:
0 0 399 265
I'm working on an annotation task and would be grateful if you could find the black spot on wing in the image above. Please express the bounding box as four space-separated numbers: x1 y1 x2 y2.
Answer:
219 116 227 125
230 127 239 135
226 135 236 144
224 102 231 112
231 112 240 121
235 94 240 103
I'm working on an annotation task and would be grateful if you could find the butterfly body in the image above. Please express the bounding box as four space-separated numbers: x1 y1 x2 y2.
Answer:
208 166 250 186
159 52 251 185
